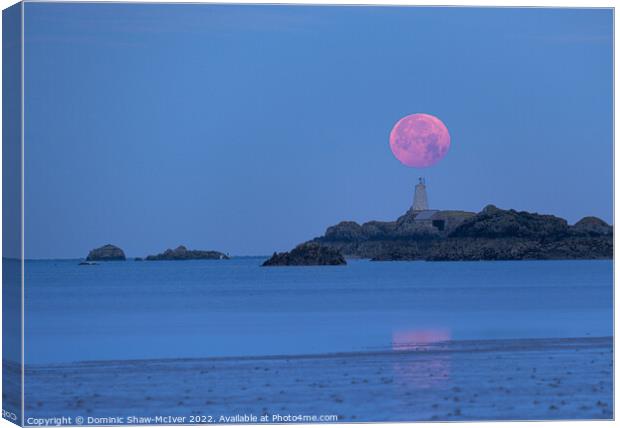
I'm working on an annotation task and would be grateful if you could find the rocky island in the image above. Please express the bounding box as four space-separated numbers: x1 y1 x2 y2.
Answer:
145 245 229 261
262 242 346 266
270 180 613 262
85 244 126 261
304 205 613 261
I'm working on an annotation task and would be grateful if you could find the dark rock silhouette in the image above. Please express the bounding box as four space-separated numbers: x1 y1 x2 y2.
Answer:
262 242 346 266
86 244 126 261
449 205 569 239
278 205 612 262
145 245 229 261
423 207 612 261
571 216 613 236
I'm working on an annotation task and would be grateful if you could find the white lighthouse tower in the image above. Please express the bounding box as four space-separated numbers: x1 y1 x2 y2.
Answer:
412 177 429 211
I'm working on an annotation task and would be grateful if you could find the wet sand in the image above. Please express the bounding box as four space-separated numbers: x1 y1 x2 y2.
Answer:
22 336 612 423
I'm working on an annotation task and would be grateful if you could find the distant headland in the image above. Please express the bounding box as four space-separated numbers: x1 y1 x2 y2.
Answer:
262 178 612 265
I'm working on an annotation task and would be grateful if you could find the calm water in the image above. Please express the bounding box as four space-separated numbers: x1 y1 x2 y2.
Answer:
24 258 612 364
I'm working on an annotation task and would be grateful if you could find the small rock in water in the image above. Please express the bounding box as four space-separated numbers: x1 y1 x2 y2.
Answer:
86 244 126 261
262 242 346 266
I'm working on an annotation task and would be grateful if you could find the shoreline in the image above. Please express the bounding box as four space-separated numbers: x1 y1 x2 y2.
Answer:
21 336 613 422
19 335 613 367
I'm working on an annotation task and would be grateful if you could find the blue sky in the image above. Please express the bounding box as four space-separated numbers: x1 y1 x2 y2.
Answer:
23 4 612 258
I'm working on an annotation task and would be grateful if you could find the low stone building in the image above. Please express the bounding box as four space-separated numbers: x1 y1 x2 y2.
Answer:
407 178 475 236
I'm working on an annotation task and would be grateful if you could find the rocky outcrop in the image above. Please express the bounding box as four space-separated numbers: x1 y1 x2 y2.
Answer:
322 210 475 244
86 244 126 261
571 216 613 236
283 205 612 261
262 242 346 266
414 207 611 261
449 205 569 239
145 245 229 261
312 209 475 259
425 207 612 261
425 236 612 261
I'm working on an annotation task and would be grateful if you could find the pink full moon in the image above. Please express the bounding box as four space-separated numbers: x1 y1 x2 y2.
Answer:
389 113 451 168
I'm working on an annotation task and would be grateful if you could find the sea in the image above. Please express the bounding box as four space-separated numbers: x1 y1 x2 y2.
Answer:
24 258 613 364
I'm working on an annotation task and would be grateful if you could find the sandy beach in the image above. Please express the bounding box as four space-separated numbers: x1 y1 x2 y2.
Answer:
22 336 612 423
